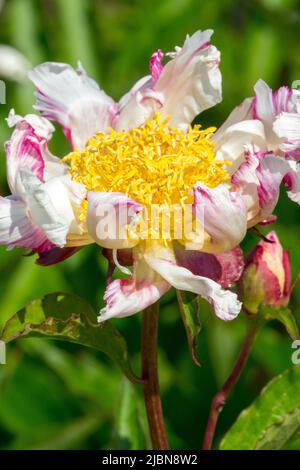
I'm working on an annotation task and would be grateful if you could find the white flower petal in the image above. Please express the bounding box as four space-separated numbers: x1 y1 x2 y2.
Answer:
86 191 141 249
5 111 65 195
145 244 241 321
154 29 222 130
0 195 52 252
273 112 300 158
214 119 266 173
193 183 247 252
115 76 163 131
98 256 170 321
20 169 71 247
28 62 117 150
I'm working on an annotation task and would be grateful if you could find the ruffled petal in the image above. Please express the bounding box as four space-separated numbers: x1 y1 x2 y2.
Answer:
145 244 241 321
116 29 221 132
0 195 53 253
28 62 117 150
273 112 300 159
86 191 141 249
154 29 222 130
252 80 295 149
193 183 247 252
214 119 266 173
5 110 57 194
232 147 300 225
98 255 170 321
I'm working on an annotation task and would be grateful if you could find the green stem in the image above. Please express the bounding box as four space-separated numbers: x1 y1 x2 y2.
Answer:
202 319 261 450
141 302 169 450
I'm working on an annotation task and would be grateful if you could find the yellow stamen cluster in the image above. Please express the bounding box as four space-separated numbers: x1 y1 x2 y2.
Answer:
64 114 230 214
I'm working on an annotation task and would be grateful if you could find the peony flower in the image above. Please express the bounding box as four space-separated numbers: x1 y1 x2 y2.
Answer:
238 231 292 315
1 29 300 323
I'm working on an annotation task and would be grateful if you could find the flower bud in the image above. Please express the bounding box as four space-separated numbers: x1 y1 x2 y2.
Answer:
239 231 291 314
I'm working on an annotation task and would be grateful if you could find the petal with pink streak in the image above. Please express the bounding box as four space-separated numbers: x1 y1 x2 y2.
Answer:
0 195 54 253
232 147 300 225
5 110 66 196
87 191 142 250
193 183 247 253
98 256 170 321
145 244 241 321
273 112 300 159
28 62 117 150
5 114 48 193
154 29 222 130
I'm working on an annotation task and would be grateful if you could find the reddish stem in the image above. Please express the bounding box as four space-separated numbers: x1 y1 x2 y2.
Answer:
202 322 259 450
141 302 169 450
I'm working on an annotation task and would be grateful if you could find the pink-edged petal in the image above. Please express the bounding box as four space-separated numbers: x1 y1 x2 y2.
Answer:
154 29 222 130
5 111 54 194
28 62 117 150
231 146 261 222
252 80 295 150
193 183 247 252
145 245 241 321
214 119 266 173
257 156 300 215
232 147 300 225
98 256 170 321
252 80 293 121
273 112 300 159
252 79 275 123
86 191 141 249
174 244 244 288
5 110 67 196
0 195 53 253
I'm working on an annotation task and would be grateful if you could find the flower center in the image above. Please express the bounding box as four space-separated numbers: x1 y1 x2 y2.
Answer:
64 114 230 212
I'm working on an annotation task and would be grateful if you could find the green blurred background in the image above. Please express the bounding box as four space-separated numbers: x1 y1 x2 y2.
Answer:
0 0 300 450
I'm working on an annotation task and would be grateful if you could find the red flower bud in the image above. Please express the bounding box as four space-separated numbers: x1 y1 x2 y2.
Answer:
239 231 291 314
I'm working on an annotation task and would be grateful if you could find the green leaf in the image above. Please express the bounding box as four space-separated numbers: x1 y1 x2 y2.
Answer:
176 290 201 367
113 380 149 450
220 365 300 450
0 292 140 383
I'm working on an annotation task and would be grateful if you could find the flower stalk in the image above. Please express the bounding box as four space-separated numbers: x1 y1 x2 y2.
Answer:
202 318 262 450
141 302 169 450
